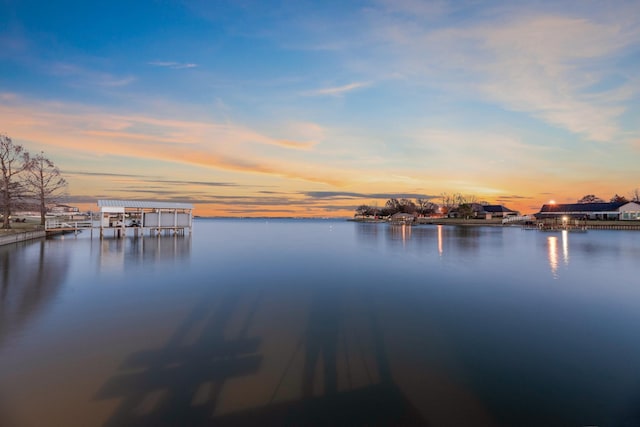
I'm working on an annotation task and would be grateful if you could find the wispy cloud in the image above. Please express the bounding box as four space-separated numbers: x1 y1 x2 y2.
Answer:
49 62 135 87
358 2 640 143
148 61 198 69
468 14 638 142
65 170 238 187
303 81 370 96
304 191 436 200
0 95 349 187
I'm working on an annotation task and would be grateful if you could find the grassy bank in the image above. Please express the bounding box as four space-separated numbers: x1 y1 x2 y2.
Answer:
0 221 42 235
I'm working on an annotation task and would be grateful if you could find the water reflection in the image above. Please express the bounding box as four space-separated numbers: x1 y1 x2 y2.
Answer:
95 282 426 426
548 236 558 277
387 224 412 246
356 224 487 256
6 221 640 426
97 236 191 273
0 240 69 349
354 223 379 246
547 231 570 277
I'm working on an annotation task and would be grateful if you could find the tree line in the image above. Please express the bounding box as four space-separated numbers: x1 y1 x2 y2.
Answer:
355 192 640 218
1 133 67 229
355 193 482 218
576 193 640 204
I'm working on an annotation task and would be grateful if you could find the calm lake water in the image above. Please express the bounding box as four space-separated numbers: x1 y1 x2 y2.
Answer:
2 219 640 426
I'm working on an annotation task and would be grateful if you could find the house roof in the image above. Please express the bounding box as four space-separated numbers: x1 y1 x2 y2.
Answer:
483 205 516 213
98 199 194 210
539 202 626 213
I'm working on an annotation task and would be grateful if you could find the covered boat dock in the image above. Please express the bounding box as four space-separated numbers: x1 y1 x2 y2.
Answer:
97 199 194 238
44 199 194 238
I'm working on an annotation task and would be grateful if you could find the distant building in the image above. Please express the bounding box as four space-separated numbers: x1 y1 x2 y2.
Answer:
537 201 640 221
389 212 415 224
449 204 519 219
482 205 519 219
48 204 80 214
620 202 640 220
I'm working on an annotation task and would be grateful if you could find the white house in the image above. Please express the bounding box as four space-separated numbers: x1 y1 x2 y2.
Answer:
619 201 640 220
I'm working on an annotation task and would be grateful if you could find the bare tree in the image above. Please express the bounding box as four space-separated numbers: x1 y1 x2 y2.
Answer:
24 152 68 226
577 194 605 204
416 198 438 215
355 204 371 217
0 134 31 229
398 198 417 214
440 192 457 214
610 194 628 203
455 193 478 205
458 203 474 219
385 198 401 214
631 189 640 202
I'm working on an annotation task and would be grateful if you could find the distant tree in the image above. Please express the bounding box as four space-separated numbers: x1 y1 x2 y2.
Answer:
610 194 628 204
458 203 474 219
416 198 438 215
378 206 393 217
455 193 477 205
631 189 640 202
24 152 68 225
385 198 401 214
440 193 457 212
577 194 605 204
0 134 31 229
355 204 369 217
398 198 416 214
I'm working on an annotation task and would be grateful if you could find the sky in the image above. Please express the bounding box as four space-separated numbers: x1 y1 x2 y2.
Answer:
1 0 639 217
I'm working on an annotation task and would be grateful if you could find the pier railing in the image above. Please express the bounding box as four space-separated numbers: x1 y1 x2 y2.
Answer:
45 218 95 231
502 215 534 224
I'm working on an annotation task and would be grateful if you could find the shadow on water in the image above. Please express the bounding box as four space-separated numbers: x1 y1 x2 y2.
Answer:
95 285 262 426
95 278 427 426
0 239 69 349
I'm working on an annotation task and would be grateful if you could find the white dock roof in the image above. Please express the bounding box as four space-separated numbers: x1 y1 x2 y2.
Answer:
98 199 194 210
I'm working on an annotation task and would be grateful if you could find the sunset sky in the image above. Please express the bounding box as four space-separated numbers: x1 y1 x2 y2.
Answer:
1 0 639 216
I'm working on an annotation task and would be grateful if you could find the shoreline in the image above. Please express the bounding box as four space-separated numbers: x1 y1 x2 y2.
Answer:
351 217 640 229
349 218 505 226
0 229 46 246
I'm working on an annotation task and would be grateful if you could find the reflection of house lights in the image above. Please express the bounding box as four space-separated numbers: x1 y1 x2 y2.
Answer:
437 225 443 256
400 223 411 244
548 236 558 277
562 230 569 265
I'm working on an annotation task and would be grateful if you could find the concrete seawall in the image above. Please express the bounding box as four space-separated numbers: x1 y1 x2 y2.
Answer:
0 230 46 246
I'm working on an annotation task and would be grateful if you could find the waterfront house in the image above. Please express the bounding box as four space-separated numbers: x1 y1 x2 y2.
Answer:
620 201 640 220
389 212 415 224
537 201 640 220
48 203 80 214
449 204 519 219
481 205 519 219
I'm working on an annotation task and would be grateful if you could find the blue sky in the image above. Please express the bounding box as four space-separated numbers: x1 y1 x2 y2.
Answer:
1 0 639 215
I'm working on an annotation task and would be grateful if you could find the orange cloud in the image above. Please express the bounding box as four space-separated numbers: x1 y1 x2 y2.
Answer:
0 95 347 187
